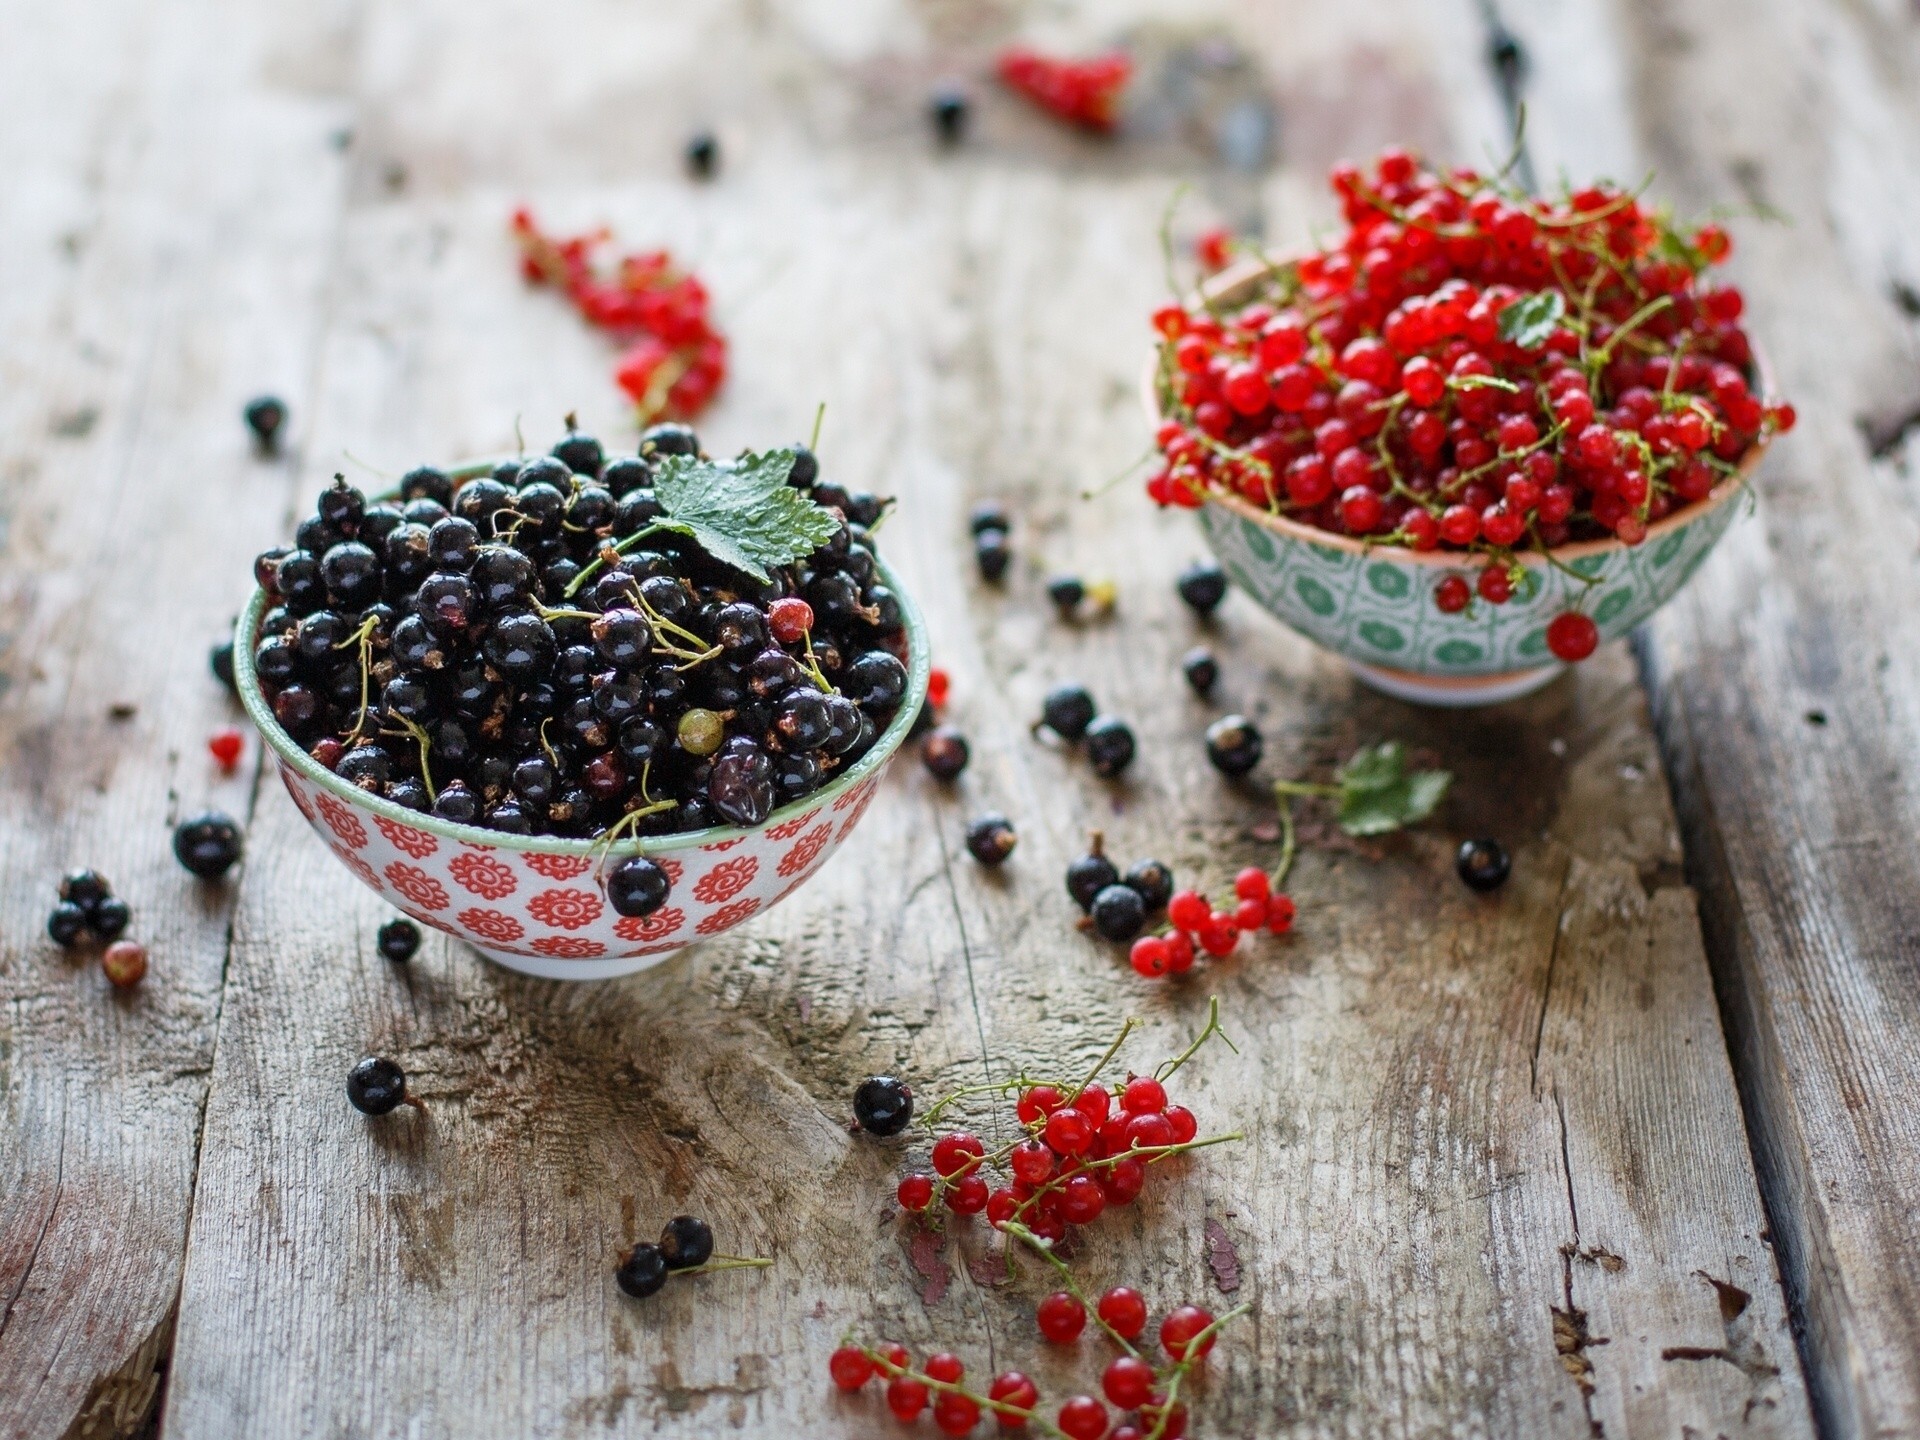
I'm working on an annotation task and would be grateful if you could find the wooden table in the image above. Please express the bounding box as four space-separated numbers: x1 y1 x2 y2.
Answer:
3 0 1917 1435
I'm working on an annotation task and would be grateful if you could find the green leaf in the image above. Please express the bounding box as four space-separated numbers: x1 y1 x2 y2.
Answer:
1333 741 1452 836
650 449 842 582
1496 290 1567 350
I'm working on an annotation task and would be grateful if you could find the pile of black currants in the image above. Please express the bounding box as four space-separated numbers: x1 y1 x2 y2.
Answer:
248 422 913 843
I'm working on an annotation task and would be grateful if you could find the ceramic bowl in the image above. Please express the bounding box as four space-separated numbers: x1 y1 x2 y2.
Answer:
1153 261 1764 706
234 508 928 981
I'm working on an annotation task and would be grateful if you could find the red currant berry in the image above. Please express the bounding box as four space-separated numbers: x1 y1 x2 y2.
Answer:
1044 1108 1094 1157
1284 454 1332 507
897 1174 935 1211
1233 867 1270 902
1097 1286 1149 1339
927 667 951 708
829 1346 874 1390
1016 1085 1065 1125
1142 1398 1189 1439
932 1132 985 1177
1102 1355 1156 1409
767 596 814 644
887 1376 930 1421
1339 485 1384 534
924 1352 964 1384
208 727 244 770
1124 1110 1177 1151
1433 575 1471 614
1072 1083 1111 1126
1163 931 1197 974
1037 1292 1086 1343
1223 365 1269 416
1011 1140 1055 1186
1399 508 1439 551
1059 1174 1107 1225
1198 913 1240 957
1167 890 1210 933
1165 1104 1198 1143
1546 612 1599 662
1266 893 1297 933
881 1343 911 1371
988 1372 1039 1428
946 1174 989 1214
1481 503 1525 547
1160 1305 1217 1361
1057 1396 1109 1440
1122 1075 1167 1114
1233 897 1267 931
986 1187 1020 1227
933 1392 980 1436
1130 935 1170 977
1101 1155 1147 1205
1476 565 1513 604
1401 355 1445 407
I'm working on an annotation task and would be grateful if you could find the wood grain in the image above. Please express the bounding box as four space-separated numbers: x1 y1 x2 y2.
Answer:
144 1 1811 1436
0 1 353 1434
1479 0 1920 1430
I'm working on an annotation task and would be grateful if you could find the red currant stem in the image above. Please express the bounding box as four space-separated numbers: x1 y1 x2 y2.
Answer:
1065 1017 1135 1105
1585 293 1675 372
1446 372 1524 397
856 1345 1068 1437
999 1223 1146 1360
1272 779 1340 798
1154 996 1236 1082
676 1255 772 1275
1141 1303 1255 1440
562 524 672 599
808 400 826 453
1526 521 1603 587
1081 444 1160 501
1269 789 1299 891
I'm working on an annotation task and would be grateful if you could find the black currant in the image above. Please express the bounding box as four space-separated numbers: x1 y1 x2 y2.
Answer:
432 781 480 826
607 855 672 918
845 651 907 711
47 902 88 947
91 896 131 941
965 814 1017 866
1066 850 1119 912
173 813 243 878
1039 684 1096 740
640 422 700 459
1456 838 1511 893
377 918 421 963
616 1243 669 1298
602 456 652 496
1182 646 1219 695
974 529 1011 582
968 502 1009 535
60 870 113 911
400 465 455 508
552 429 604 477
684 130 719 179
1205 714 1263 777
346 1056 408 1115
426 517 480 571
243 395 287 449
1176 560 1229 615
1089 883 1147 942
853 1075 914 1136
930 85 970 143
1084 717 1136 778
1046 575 1085 613
658 1215 714 1270
922 726 969 780
1124 858 1174 912
211 639 236 693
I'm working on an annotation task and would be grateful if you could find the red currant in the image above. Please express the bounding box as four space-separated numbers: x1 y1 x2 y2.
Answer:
887 1376 929 1421
932 1132 984 1177
1101 1155 1146 1205
1546 612 1599 662
828 1347 874 1390
1044 1108 1093 1157
933 1392 980 1436
946 1175 989 1214
208 727 244 770
1102 1355 1156 1409
897 1174 934 1211
1434 575 1471 613
1160 1304 1217 1362
1130 935 1170 977
1167 890 1210 933
1037 1292 1086 1343
988 1372 1039 1428
1266 893 1297 934
1011 1140 1055 1186
1165 1104 1198 1143
1122 1076 1167 1114
767 596 813 644
1097 1286 1149 1339
1057 1396 1109 1440
1016 1085 1065 1125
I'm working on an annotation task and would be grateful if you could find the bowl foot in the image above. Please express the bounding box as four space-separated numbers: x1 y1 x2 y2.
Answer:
1346 659 1564 708
466 942 681 981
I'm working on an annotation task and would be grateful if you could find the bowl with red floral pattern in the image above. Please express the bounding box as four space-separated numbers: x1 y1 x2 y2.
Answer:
233 566 928 983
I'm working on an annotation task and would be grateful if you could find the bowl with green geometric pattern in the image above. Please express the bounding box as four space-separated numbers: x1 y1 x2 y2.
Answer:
1195 456 1756 705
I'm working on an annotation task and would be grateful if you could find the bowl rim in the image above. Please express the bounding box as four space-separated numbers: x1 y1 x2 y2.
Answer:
234 458 931 858
1148 255 1770 570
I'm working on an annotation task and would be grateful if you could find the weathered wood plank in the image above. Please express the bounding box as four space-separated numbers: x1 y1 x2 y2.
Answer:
149 0 1810 1434
0 2 356 1435
1473 0 1920 1430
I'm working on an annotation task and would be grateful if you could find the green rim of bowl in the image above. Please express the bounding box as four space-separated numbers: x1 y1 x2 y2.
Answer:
234 461 930 857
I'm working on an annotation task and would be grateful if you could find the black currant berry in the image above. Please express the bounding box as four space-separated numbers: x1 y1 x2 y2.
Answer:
1084 717 1136 778
1039 685 1096 741
211 639 237 693
617 1243 669 1298
400 465 455 508
641 422 700 459
1089 884 1147 943
1066 849 1119 912
607 856 672 918
968 502 1009 535
922 726 969 781
1046 575 1085 614
173 813 243 878
966 814 1017 866
243 395 287 450
1456 838 1511 893
659 1215 714 1270
377 918 421 963
930 85 970 144
853 1075 914 1136
1176 560 1228 615
1124 858 1174 912
346 1056 408 1115
91 896 131 941
685 130 719 179
47 902 88 947
974 529 1010 583
1181 646 1219 695
60 870 113 911
552 429 604 477
1204 715 1263 777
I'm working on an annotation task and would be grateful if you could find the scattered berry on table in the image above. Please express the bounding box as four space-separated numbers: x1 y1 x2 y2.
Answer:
1547 611 1599 662
1160 1304 1217 1362
974 528 1011 582
91 896 131 941
1204 714 1263 776
965 814 1017 865
1039 684 1097 741
998 47 1132 132
1089 883 1147 942
926 667 951 710
377 918 420 963
1124 858 1174 911
1181 645 1219 695
1046 574 1086 615
47 902 88 947
1056 1394 1109 1440
606 856 673 918
968 501 1010 535
929 85 970 144
1097 1285 1149 1339
61 870 112 910
173 812 243 878
828 1346 874 1390
346 1056 408 1115
921 726 969 781
210 639 237 693
616 1242 668 1298
208 727 244 771
1456 837 1512 892
1066 843 1120 912
896 1173 935 1211
853 1075 914 1136
102 940 147 988
684 130 719 179
48 871 130 948
1036 1291 1086 1343
243 395 287 451
1084 716 1136 778
658 1214 714 1270
1175 560 1227 615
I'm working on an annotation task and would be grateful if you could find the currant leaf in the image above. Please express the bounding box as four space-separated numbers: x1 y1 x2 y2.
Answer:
650 449 840 582
1496 290 1566 350
1333 741 1452 836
